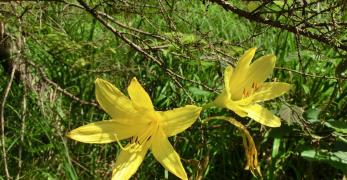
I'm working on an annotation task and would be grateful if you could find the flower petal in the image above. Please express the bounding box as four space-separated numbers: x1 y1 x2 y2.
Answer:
229 48 256 100
242 103 281 127
213 90 229 108
159 105 202 137
151 129 188 180
224 65 233 98
225 101 248 117
67 120 143 143
244 55 276 88
232 54 276 100
127 77 154 111
112 143 150 180
95 78 138 121
251 82 291 102
237 82 291 105
234 48 256 75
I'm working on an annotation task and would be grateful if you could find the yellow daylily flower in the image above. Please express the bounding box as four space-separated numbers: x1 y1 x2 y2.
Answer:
213 48 291 127
67 78 202 180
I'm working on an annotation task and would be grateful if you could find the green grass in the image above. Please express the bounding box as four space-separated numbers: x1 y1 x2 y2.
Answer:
1 0 346 179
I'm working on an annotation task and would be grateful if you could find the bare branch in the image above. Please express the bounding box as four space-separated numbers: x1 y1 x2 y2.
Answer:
275 67 346 81
76 0 216 93
208 0 347 51
1 64 17 180
26 61 100 109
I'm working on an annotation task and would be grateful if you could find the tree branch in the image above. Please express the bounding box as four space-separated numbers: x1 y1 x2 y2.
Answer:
1 64 16 180
76 0 216 93
208 0 347 51
27 61 100 109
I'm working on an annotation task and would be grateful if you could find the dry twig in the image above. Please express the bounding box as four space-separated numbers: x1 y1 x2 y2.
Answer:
208 0 347 51
1 64 17 180
76 0 215 96
26 61 100 109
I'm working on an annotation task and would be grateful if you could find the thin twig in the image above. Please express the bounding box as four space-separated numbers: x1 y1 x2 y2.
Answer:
16 9 26 179
76 0 215 94
17 75 27 179
208 0 347 51
158 0 177 31
275 67 346 81
77 0 164 65
64 1 165 41
1 64 17 180
26 61 100 109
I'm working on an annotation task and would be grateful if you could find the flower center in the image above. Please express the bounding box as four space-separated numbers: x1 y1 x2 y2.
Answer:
242 82 261 99
116 112 160 153
131 120 158 151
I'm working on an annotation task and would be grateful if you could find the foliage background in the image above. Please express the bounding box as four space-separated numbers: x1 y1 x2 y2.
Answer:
0 0 346 179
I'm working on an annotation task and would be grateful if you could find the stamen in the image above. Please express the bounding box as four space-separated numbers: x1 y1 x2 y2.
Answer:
242 88 247 98
129 144 142 153
114 134 136 151
128 120 160 153
245 90 249 97
137 123 155 144
254 83 261 91
242 82 262 99
114 116 160 153
249 82 256 95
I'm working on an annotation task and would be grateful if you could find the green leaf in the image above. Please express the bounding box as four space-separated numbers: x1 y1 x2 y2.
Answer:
301 149 347 173
188 87 212 97
301 84 310 94
272 137 281 157
246 2 260 12
181 34 197 45
279 104 304 126
305 108 321 123
324 120 347 134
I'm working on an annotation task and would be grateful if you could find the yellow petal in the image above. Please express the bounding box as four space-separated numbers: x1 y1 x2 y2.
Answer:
225 101 248 117
234 48 256 74
151 129 188 180
229 48 256 100
242 103 281 127
248 54 275 82
213 90 229 108
224 65 233 99
112 143 150 180
244 55 276 89
95 78 138 121
238 82 291 105
232 54 276 100
67 120 143 143
127 77 154 111
252 82 291 102
159 105 202 137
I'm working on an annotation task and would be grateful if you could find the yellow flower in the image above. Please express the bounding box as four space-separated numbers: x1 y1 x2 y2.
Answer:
67 78 201 180
213 48 291 127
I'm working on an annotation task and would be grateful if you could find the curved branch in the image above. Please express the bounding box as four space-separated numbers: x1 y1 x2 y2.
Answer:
27 61 100 109
76 0 216 93
208 0 347 51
